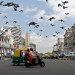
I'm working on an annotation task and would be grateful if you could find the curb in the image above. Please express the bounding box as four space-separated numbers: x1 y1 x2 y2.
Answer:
58 58 70 60
0 57 12 60
3 58 12 60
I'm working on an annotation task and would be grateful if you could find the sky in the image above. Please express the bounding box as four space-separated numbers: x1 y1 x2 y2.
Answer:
0 0 75 53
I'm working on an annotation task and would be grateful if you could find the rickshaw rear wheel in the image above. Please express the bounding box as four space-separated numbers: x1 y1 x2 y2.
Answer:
13 61 19 66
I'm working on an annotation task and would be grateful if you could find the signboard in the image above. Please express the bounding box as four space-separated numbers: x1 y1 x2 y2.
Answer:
13 43 16 48
6 44 10 47
0 53 4 54
16 42 22 45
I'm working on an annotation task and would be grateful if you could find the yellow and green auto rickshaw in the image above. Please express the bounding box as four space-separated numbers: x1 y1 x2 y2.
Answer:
12 47 28 66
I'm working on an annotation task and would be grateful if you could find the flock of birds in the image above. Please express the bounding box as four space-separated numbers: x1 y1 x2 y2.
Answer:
27 0 69 37
0 0 72 38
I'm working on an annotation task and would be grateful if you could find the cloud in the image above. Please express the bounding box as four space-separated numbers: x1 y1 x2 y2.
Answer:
37 0 45 2
47 0 75 19
1 6 13 11
18 5 37 15
36 0 75 24
33 10 47 22
22 31 64 54
34 10 46 18
1 0 73 53
0 13 7 17
30 32 64 53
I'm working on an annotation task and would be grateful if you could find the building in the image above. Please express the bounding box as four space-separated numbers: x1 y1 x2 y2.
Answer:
18 37 25 48
1 25 22 48
0 25 22 56
0 35 13 57
58 42 65 54
53 43 58 51
57 38 65 54
25 32 30 47
24 33 36 51
0 25 37 57
58 38 64 45
64 27 73 54
64 24 75 54
53 37 65 54
1 25 21 43
30 42 36 51
52 44 59 54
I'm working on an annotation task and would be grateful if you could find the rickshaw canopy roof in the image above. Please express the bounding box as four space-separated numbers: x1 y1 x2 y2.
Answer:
15 48 28 51
13 48 28 57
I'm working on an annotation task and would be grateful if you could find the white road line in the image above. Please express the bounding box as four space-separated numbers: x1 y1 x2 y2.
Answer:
71 64 75 65
15 71 39 72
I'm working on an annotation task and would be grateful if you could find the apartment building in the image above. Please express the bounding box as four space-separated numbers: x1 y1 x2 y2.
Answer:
53 37 65 54
58 42 65 54
1 25 22 44
58 38 65 54
0 26 36 56
64 25 75 54
0 35 13 57
25 32 30 47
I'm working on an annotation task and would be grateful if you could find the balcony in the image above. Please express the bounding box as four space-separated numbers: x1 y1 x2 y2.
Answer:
64 43 67 46
0 42 11 48
72 39 75 46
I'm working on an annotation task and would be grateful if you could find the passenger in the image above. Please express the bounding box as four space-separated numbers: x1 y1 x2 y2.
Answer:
25 49 32 63
29 48 36 57
22 51 25 57
29 48 37 63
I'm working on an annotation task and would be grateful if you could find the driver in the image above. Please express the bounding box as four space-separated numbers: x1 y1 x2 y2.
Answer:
25 49 32 63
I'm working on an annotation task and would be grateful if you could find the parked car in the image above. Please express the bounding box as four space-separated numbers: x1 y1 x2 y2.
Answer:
51 53 59 59
59 54 65 58
65 52 75 58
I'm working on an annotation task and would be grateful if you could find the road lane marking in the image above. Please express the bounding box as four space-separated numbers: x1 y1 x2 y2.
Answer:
15 71 39 72
71 64 75 65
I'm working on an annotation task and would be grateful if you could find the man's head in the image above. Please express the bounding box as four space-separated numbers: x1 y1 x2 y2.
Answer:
27 48 30 52
30 48 33 51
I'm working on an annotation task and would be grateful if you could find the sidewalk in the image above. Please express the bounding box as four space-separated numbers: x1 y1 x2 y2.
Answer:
0 57 12 60
4 58 12 60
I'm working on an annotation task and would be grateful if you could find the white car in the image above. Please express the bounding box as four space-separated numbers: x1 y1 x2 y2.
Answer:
65 52 75 58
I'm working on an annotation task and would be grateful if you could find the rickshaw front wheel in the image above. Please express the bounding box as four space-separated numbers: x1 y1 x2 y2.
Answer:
13 61 19 66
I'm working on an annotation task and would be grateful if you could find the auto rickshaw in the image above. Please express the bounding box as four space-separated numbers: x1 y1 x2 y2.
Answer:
12 48 28 66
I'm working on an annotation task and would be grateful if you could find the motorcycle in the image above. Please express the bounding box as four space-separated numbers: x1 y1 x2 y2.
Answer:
24 56 45 68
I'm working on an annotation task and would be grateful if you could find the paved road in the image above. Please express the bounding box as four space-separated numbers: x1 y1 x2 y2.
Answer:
0 59 75 75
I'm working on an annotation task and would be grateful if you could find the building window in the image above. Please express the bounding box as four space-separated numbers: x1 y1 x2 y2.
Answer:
8 39 9 43
2 38 3 42
0 38 1 41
